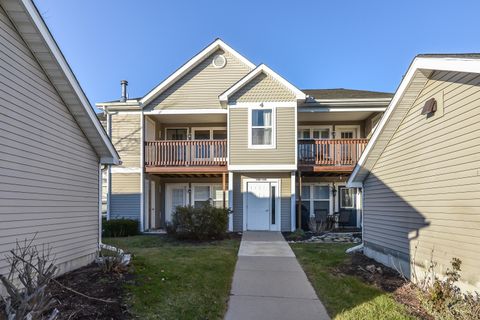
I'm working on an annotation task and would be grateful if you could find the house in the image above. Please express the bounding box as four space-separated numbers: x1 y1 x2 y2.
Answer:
0 0 119 277
348 54 480 291
97 39 392 232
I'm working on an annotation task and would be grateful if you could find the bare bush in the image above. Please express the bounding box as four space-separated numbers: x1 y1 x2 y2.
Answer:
411 249 480 320
0 238 59 320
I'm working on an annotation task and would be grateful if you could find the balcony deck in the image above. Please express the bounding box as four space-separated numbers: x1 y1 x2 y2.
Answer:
144 140 227 174
144 138 368 174
298 138 368 172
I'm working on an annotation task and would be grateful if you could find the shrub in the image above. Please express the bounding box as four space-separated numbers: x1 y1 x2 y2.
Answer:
0 238 59 320
285 228 306 241
169 203 230 240
102 218 139 237
413 255 480 320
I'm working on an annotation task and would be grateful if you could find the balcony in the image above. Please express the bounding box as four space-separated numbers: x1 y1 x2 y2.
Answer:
298 139 369 172
144 140 227 173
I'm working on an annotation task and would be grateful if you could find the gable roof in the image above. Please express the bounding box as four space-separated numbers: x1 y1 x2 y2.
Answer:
139 39 256 107
3 0 119 164
219 64 306 104
303 88 393 100
348 54 480 186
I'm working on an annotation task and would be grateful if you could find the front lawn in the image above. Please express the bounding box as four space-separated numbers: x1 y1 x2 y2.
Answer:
290 243 416 320
104 235 240 320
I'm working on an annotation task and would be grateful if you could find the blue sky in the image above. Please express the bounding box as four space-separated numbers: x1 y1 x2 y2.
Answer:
35 0 480 109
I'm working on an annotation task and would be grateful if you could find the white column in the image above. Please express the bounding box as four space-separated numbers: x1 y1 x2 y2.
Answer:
228 171 234 231
290 171 296 231
98 163 103 247
139 112 145 232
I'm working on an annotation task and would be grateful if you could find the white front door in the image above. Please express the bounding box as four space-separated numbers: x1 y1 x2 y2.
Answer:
246 182 277 231
165 183 188 223
150 181 156 229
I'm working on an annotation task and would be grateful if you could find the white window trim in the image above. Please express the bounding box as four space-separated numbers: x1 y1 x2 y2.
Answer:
191 183 226 207
248 106 276 149
164 127 189 140
335 125 361 139
191 127 227 140
301 183 333 217
297 125 333 140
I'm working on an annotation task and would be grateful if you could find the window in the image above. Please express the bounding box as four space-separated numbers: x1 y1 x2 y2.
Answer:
193 184 228 208
166 128 188 140
193 185 210 208
340 187 355 208
300 185 330 218
298 128 330 139
194 130 210 140
212 185 227 208
250 109 274 147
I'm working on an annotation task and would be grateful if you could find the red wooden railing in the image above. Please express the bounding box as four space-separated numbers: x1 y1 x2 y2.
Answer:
145 140 227 167
298 139 368 166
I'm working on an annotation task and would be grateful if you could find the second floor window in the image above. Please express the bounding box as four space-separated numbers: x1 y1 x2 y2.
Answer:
250 109 274 148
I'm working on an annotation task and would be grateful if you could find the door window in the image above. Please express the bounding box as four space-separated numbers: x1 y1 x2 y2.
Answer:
172 188 186 210
213 129 227 140
194 130 210 140
340 187 355 208
340 131 354 139
166 128 188 140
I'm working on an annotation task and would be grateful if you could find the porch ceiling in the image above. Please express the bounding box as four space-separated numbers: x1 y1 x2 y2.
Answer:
298 111 376 122
146 113 227 124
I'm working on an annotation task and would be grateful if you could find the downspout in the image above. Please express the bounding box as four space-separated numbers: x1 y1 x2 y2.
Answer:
106 110 111 220
346 182 364 254
98 163 103 249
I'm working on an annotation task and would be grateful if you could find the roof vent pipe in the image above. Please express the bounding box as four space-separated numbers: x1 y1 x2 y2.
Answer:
120 80 128 102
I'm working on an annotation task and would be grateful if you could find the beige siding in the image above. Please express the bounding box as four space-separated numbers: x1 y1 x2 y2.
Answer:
111 173 141 193
145 49 251 110
364 71 480 289
0 6 99 275
232 172 291 231
229 107 296 165
230 73 296 103
111 113 141 168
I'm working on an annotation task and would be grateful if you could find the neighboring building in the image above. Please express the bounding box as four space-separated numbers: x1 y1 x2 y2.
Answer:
0 0 119 277
97 39 392 232
348 55 480 291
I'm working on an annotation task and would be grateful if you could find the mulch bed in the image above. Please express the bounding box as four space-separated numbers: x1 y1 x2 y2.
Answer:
48 264 131 320
336 252 433 320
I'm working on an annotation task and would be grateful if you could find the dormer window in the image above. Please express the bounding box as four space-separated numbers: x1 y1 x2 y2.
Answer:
249 108 275 148
421 98 437 115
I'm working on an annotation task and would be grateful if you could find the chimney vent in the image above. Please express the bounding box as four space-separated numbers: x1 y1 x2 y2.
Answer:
120 80 128 102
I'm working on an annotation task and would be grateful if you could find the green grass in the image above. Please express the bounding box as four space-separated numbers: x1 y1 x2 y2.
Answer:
290 243 416 320
104 235 240 320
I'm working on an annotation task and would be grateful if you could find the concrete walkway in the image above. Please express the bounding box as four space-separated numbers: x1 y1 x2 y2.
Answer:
225 231 330 320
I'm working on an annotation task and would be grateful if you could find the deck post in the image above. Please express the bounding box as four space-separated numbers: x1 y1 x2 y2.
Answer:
222 172 226 209
297 171 302 230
